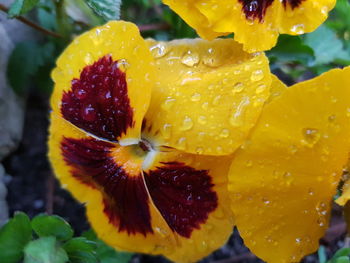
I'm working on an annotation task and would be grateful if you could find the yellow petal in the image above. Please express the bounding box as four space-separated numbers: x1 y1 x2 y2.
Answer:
144 38 271 155
162 0 226 40
51 21 154 143
48 113 177 255
143 149 234 263
228 67 350 263
164 0 335 52
49 113 233 262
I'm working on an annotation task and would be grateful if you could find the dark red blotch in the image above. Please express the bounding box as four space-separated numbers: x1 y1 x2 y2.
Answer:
238 0 304 21
61 55 134 142
61 137 153 236
144 162 218 238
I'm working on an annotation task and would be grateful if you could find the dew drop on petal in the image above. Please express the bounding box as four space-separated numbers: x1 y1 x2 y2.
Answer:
150 42 168 58
291 24 305 34
302 128 320 147
198 115 207 125
180 116 194 131
191 92 201 102
232 82 244 93
161 97 176 110
181 50 200 67
219 129 230 138
176 137 187 150
250 70 264 82
81 104 96 121
161 123 172 139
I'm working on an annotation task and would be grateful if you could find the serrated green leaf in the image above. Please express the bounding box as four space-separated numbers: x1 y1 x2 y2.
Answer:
31 214 73 241
82 230 133 263
84 0 121 21
304 25 350 66
63 237 97 263
8 0 39 17
0 212 32 263
24 236 68 263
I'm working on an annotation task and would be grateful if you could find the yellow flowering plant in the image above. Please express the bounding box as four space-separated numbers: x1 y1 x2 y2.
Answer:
163 0 336 52
39 1 350 263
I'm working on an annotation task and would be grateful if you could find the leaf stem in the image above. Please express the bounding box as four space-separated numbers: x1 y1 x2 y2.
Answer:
0 3 62 38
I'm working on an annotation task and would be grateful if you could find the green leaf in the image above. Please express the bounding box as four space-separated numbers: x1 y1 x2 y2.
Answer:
333 248 350 260
31 214 73 241
304 25 350 66
333 256 350 263
82 230 133 263
24 237 69 263
0 212 32 263
7 41 54 94
63 237 97 263
267 35 314 65
84 0 122 21
8 0 39 17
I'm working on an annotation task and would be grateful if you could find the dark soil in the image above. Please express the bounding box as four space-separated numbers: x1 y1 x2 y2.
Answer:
3 90 346 263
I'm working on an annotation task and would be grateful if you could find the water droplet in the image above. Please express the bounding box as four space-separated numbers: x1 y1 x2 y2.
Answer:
328 114 336 122
230 97 250 127
196 147 204 154
161 98 176 110
82 104 96 121
219 129 230 138
256 84 266 94
74 88 87 100
191 92 201 102
180 116 194 131
155 227 169 238
302 128 320 147
212 95 221 105
161 124 172 139
232 82 244 93
197 241 208 253
245 160 253 167
291 24 305 34
295 238 301 244
117 59 129 71
150 42 168 58
198 115 207 125
181 50 200 67
250 70 264 82
201 102 209 110
262 197 270 205
177 137 187 150
84 53 93 64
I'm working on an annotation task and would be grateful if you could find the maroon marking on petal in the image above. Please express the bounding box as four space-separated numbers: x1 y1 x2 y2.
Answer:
144 162 218 238
239 0 304 21
282 0 304 9
61 55 134 142
238 0 274 21
61 137 153 236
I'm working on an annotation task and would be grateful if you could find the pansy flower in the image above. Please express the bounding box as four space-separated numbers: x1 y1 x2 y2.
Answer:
163 0 336 52
48 21 272 262
228 67 350 262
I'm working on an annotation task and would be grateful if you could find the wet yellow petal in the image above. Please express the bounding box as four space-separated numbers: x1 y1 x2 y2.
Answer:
143 149 234 263
228 67 350 263
164 0 335 52
48 113 178 255
49 113 233 262
162 0 225 40
51 21 155 143
144 38 271 155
